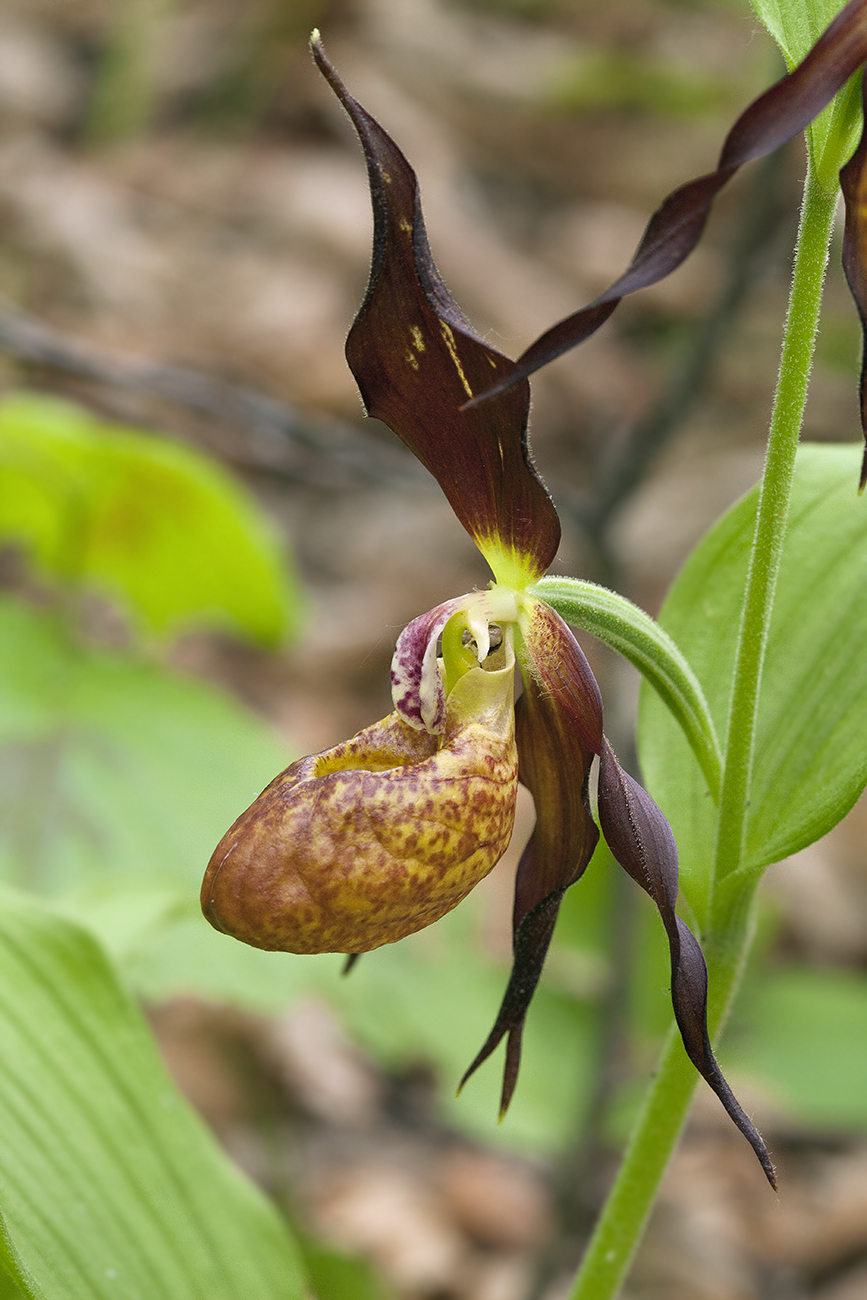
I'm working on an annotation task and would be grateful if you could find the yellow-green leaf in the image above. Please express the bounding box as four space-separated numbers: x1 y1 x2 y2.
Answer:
638 443 867 923
0 889 306 1299
0 392 301 644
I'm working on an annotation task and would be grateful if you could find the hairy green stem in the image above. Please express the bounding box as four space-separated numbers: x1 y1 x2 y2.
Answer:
565 165 837 1300
711 167 838 902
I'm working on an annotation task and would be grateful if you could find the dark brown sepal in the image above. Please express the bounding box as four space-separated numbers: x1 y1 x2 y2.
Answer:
597 739 777 1189
311 36 560 579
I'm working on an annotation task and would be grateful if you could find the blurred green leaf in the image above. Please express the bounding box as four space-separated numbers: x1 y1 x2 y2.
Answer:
0 594 291 922
133 892 601 1155
0 888 306 1299
637 444 867 924
301 1241 390 1300
729 964 867 1130
0 1269 25 1299
551 52 739 119
0 392 301 644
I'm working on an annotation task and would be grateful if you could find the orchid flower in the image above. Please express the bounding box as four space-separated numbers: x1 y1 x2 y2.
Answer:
202 37 776 1187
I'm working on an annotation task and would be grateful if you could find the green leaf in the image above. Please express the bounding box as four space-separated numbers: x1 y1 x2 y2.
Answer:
333 905 600 1153
0 594 292 939
750 0 850 65
0 889 306 1299
729 964 867 1130
748 0 864 186
0 392 301 644
135 890 602 1154
637 444 867 923
301 1241 389 1300
550 50 748 119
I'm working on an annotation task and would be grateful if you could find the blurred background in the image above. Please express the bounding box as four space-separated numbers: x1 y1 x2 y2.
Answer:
1 0 867 1297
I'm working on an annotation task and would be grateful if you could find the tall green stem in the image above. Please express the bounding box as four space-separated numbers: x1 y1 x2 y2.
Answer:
566 165 837 1300
711 167 838 903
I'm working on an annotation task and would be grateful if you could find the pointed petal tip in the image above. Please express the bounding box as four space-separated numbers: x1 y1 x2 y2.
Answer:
499 1029 522 1117
309 31 350 106
457 1042 493 1097
765 1158 779 1193
314 34 560 573
705 1060 777 1189
309 30 326 69
455 1025 521 1122
598 742 778 1186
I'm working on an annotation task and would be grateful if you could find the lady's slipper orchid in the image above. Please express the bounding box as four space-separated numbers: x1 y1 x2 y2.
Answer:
205 621 519 955
202 36 776 1187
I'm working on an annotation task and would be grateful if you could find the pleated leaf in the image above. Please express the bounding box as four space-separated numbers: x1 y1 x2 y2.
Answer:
637 443 867 925
752 0 860 67
0 889 306 1300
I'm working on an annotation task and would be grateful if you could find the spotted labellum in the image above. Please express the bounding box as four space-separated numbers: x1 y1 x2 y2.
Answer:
204 12 867 1189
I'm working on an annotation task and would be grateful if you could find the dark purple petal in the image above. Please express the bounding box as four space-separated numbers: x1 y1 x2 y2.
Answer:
459 889 564 1116
311 36 560 581
459 601 602 1112
467 0 867 407
513 601 603 923
839 68 867 490
597 738 777 1189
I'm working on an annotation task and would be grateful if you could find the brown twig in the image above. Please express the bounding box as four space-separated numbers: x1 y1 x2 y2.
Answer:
0 296 423 492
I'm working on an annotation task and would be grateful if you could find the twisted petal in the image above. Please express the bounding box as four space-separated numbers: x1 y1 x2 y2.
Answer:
469 0 867 415
312 36 560 585
597 738 777 1189
461 598 603 1114
202 658 518 956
